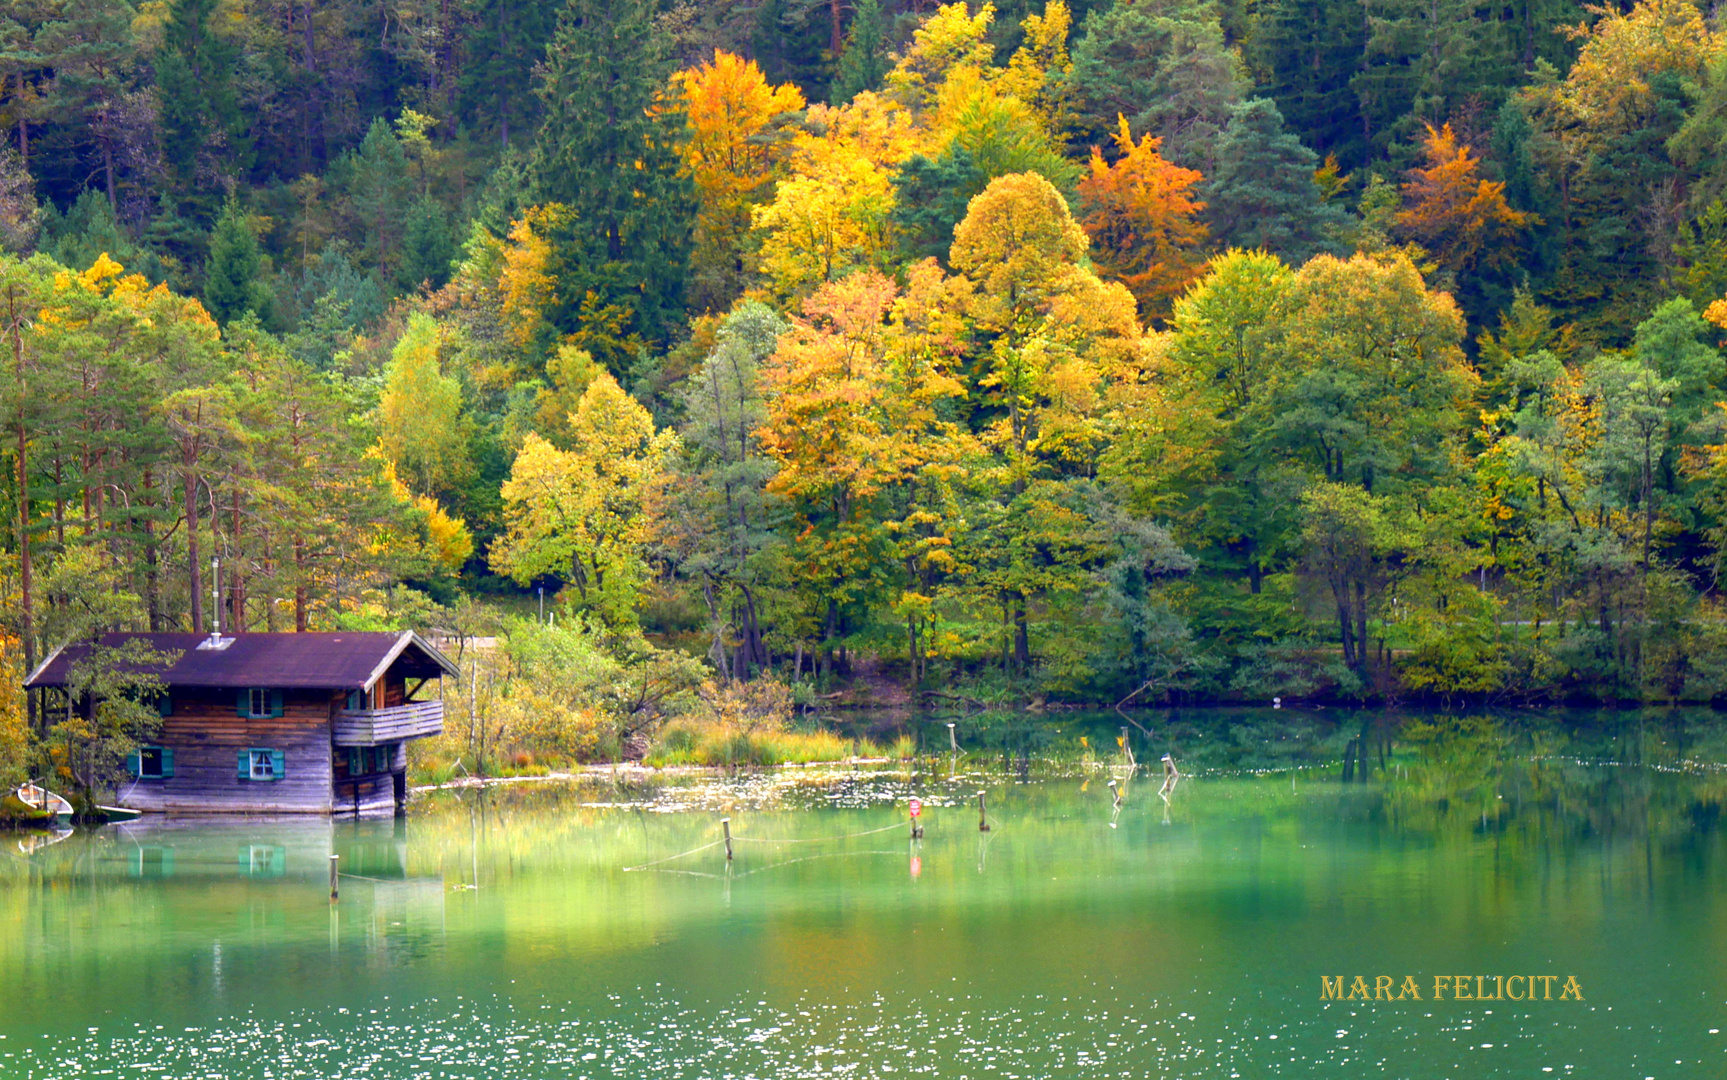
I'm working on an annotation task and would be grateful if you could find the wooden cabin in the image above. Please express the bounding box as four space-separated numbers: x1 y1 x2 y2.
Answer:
23 631 459 814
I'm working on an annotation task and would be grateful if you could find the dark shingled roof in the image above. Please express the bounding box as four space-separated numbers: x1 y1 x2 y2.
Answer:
22 631 459 690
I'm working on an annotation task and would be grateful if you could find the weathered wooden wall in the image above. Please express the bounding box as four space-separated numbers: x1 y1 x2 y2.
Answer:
332 742 407 814
121 689 338 813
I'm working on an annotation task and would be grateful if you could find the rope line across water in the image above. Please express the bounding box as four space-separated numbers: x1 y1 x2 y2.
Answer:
621 839 725 872
730 820 908 845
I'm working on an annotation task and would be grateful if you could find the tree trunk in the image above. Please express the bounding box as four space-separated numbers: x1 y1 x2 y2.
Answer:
11 287 33 733
1336 598 1356 671
143 467 161 630
1013 598 1031 670
230 486 245 631
294 535 309 631
184 447 202 633
1354 580 1370 680
739 584 764 676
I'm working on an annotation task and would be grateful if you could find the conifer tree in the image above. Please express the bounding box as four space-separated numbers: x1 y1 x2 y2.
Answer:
1204 98 1348 264
154 0 246 217
203 199 270 326
399 197 457 291
1067 0 1245 169
530 0 694 350
832 0 889 104
348 119 413 276
1248 0 1366 164
457 0 557 150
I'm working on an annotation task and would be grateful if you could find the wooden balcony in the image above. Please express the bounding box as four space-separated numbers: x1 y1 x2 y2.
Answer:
333 700 444 745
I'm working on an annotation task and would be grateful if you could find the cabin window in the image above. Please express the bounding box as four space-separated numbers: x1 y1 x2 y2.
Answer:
345 690 365 711
238 688 285 719
156 694 172 717
128 746 173 779
239 748 285 781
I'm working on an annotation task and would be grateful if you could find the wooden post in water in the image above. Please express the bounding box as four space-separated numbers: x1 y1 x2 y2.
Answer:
977 790 990 832
722 817 733 860
329 854 339 901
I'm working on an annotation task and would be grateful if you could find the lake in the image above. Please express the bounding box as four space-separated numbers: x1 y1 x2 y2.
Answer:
2 706 1726 1078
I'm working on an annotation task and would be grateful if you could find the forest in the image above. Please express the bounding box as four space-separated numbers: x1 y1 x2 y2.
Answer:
6 0 1727 788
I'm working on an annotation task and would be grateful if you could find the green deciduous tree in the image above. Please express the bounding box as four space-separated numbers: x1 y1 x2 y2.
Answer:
379 313 471 500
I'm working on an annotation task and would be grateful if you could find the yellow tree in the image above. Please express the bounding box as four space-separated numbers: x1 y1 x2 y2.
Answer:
950 172 1142 668
752 93 924 299
378 312 472 500
998 0 1076 135
1077 116 1209 322
1395 122 1532 274
752 149 896 298
882 2 997 111
492 372 677 628
673 51 806 312
1538 0 1718 158
757 268 973 677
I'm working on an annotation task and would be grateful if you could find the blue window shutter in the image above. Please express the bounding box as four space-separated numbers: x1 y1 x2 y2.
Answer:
157 695 172 717
125 751 140 777
270 689 285 718
161 747 174 778
271 749 285 780
236 691 248 717
238 750 250 779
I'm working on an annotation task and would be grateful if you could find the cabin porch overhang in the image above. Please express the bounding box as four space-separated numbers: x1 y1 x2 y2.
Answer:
332 700 444 746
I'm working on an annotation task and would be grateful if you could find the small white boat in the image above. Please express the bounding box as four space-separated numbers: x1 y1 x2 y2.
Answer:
97 805 142 823
15 783 73 824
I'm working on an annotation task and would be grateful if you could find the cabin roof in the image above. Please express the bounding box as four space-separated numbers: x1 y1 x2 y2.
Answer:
22 631 459 691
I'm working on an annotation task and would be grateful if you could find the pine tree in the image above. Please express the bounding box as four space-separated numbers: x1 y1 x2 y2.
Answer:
1248 0 1367 165
203 199 271 325
1068 0 1246 169
154 0 246 218
1204 98 1348 264
1350 0 1515 157
457 0 557 150
751 0 832 103
347 118 413 276
400 197 457 291
529 0 695 350
32 0 142 211
831 0 889 104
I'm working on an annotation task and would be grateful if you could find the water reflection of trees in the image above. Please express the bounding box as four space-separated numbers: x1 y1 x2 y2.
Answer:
1369 710 1727 866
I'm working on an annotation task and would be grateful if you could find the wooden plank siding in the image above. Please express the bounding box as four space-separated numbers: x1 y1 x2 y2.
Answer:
123 688 339 813
332 701 444 745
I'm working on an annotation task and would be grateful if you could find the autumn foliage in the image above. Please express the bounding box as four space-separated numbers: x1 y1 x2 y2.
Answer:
1395 122 1532 273
1077 116 1209 320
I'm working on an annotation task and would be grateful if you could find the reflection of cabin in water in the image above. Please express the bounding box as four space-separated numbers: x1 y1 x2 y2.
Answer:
23 631 459 814
110 816 448 936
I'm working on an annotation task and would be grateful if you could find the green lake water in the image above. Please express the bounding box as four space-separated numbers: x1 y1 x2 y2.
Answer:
4 707 1727 1078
